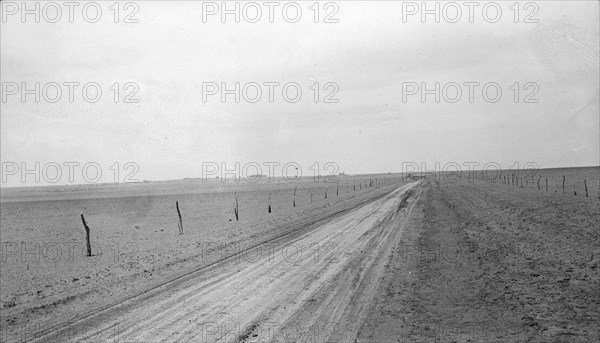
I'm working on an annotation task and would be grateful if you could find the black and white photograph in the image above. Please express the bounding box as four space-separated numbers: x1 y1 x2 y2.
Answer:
1 1 599 342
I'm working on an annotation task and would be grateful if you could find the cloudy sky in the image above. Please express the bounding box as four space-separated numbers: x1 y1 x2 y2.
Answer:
1 1 598 186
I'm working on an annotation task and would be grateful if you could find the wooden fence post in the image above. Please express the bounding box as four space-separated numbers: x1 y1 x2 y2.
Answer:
176 201 183 234
562 175 565 194
268 191 272 213
293 185 297 207
584 179 588 197
234 192 239 221
80 213 92 257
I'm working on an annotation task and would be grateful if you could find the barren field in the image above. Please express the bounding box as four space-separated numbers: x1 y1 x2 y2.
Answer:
1 168 598 342
360 167 599 342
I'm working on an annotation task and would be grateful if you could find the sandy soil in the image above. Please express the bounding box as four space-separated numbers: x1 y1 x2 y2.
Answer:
358 176 599 343
2 167 598 342
1 176 407 342
19 181 420 342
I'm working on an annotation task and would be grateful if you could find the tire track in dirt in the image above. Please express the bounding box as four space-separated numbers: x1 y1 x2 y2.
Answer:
262 186 420 343
32 182 421 343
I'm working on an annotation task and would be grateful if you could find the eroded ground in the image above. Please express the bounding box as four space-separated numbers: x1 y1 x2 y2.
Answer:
2 173 599 343
359 178 599 343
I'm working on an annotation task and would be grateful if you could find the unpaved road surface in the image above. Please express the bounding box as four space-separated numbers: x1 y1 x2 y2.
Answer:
34 182 421 343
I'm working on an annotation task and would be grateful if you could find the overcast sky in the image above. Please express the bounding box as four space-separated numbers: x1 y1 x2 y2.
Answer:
1 1 599 186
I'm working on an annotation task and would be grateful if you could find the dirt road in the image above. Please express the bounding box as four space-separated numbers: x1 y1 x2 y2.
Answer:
33 182 420 343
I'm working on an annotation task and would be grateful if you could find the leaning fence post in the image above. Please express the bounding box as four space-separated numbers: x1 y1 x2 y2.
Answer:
176 201 183 234
584 179 588 197
80 213 92 257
